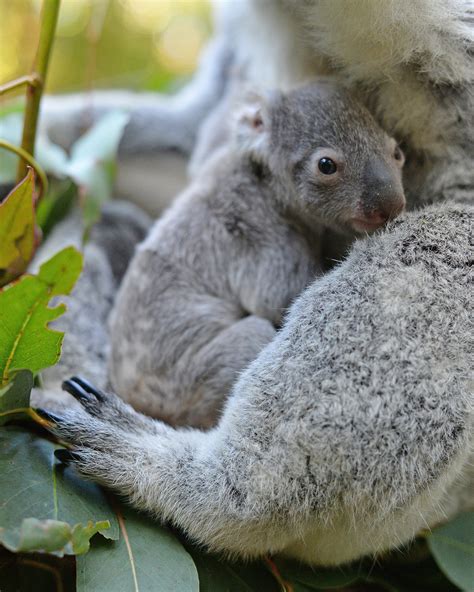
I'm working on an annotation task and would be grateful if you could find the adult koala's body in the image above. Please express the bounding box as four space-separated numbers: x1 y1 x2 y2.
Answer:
40 0 473 566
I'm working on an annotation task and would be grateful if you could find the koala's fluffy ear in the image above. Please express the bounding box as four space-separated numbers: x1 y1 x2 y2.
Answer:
233 90 274 158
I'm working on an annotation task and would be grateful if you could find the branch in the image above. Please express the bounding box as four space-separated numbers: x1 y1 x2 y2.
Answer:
17 0 61 183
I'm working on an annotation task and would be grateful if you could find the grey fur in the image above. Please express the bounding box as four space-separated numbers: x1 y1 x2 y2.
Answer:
36 0 473 566
50 202 473 565
109 82 405 427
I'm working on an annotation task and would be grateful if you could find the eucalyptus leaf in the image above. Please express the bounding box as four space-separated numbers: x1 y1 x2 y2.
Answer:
276 559 361 590
0 246 83 386
189 550 280 592
0 426 119 556
65 111 129 231
0 169 36 286
76 506 199 592
0 114 22 183
36 134 69 178
0 369 33 425
36 180 76 239
427 512 474 591
0 543 75 592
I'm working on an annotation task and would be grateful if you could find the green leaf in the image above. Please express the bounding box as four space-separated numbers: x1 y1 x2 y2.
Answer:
0 542 76 592
0 169 37 286
0 245 83 386
367 557 459 592
0 114 22 184
36 180 76 239
36 134 69 179
427 512 474 591
189 549 281 592
0 369 33 425
276 559 361 590
65 111 129 232
76 506 199 592
0 426 119 556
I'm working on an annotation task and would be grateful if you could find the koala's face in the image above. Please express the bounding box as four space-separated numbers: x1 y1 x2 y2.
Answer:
237 82 406 235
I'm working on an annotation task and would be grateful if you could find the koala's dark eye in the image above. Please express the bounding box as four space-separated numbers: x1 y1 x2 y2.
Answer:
393 145 403 161
318 157 337 175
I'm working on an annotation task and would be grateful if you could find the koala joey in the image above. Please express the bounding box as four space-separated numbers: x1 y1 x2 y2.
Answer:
108 81 405 428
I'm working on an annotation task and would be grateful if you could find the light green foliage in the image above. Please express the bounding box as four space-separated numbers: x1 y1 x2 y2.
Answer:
0 369 33 425
0 426 118 556
0 246 83 385
189 551 280 591
428 513 474 591
64 110 130 231
0 110 129 235
0 169 36 286
76 507 199 592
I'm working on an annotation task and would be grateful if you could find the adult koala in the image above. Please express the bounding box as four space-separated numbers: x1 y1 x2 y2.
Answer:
40 0 473 566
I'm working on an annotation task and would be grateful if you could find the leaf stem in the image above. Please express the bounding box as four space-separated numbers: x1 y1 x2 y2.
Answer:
0 139 48 199
17 0 61 183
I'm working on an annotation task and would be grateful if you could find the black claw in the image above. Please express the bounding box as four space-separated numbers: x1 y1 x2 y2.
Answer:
55 448 82 465
69 376 106 402
35 408 64 424
62 378 95 405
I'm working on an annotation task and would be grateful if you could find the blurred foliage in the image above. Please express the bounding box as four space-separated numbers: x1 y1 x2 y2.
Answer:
0 0 212 95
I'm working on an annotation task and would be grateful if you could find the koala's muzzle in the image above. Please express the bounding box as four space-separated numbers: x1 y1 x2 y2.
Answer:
354 158 406 232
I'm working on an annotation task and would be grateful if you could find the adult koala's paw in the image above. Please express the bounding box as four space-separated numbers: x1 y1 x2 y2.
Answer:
36 376 163 486
62 376 160 434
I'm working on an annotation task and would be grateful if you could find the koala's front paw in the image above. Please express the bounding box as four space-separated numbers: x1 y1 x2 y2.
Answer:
36 405 128 484
36 376 162 486
62 376 159 434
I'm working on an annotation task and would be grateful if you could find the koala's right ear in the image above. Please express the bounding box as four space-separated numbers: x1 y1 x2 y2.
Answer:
233 91 274 159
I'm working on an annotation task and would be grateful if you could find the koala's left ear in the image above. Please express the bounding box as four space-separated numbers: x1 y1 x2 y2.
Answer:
233 90 276 158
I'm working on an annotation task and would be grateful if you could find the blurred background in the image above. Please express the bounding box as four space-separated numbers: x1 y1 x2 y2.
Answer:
0 0 214 214
0 0 212 95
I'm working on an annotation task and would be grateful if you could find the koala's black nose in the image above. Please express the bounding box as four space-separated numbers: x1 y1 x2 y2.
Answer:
361 159 405 226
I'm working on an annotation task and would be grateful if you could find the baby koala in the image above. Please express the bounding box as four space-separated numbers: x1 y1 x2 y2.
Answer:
109 81 405 428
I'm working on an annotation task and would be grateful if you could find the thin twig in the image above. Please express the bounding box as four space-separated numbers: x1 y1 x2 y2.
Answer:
17 0 61 183
0 139 48 199
0 74 41 96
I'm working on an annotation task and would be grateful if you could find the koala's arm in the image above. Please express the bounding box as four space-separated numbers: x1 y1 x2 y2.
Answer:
40 37 232 154
49 202 473 565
